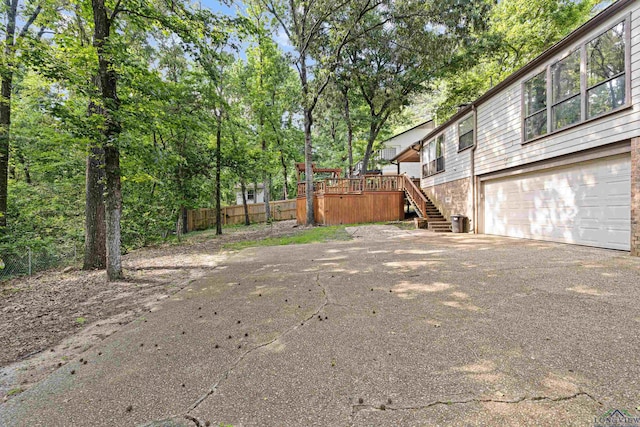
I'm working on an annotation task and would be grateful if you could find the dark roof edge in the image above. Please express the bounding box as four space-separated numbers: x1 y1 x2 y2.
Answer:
381 118 434 144
417 0 634 146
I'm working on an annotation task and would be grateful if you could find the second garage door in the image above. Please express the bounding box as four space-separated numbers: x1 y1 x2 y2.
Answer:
483 154 631 251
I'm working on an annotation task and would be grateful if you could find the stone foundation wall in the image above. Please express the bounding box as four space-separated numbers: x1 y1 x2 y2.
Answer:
422 177 473 231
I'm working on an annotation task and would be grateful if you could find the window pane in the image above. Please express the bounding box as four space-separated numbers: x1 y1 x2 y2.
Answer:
587 74 625 118
524 110 547 140
427 139 435 162
588 21 625 87
436 135 444 158
459 131 473 150
524 71 546 116
552 95 581 130
380 147 396 160
551 50 580 103
458 116 473 136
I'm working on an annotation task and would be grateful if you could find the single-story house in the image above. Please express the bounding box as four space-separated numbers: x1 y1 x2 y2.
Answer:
394 0 640 255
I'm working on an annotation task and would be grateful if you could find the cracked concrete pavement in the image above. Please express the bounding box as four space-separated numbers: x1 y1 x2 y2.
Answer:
1 224 639 426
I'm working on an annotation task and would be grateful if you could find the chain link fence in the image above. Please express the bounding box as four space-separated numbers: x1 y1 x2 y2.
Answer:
0 244 82 281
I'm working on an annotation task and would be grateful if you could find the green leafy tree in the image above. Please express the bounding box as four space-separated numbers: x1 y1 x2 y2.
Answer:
0 0 46 230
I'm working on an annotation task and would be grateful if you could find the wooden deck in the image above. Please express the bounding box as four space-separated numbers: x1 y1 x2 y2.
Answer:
296 175 409 225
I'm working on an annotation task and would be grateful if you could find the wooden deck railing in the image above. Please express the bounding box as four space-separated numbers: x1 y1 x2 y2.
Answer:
400 175 428 218
298 175 404 197
297 174 430 219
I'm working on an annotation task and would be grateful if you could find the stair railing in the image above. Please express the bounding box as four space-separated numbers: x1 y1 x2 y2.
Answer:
400 175 428 218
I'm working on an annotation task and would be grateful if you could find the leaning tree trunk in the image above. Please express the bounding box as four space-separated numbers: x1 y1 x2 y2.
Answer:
93 0 122 280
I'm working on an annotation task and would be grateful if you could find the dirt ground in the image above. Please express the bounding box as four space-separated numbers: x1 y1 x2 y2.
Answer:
0 220 307 400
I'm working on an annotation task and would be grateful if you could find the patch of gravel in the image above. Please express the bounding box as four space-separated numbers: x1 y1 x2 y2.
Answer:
0 220 308 400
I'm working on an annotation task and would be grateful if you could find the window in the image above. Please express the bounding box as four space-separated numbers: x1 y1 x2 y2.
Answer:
587 21 626 118
247 189 255 201
551 49 581 131
380 147 397 161
522 19 628 142
524 71 547 140
458 116 474 151
422 135 445 177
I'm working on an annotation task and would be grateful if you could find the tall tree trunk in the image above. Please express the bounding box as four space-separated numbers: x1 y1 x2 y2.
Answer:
300 56 314 225
176 206 186 237
0 0 41 231
104 145 122 279
361 114 387 176
263 175 271 220
215 113 222 235
240 180 250 226
262 134 271 221
258 39 272 222
0 74 12 230
93 0 122 280
341 85 353 177
83 144 106 269
0 1 17 231
303 107 314 225
84 76 106 270
280 150 288 199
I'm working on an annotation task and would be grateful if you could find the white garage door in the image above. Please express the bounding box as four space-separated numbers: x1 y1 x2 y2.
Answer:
483 154 630 250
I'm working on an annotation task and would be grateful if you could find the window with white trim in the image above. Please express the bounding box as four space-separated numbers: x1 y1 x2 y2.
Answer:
458 116 474 151
551 49 581 131
524 71 547 140
587 21 626 118
422 135 445 177
380 147 397 161
522 19 628 142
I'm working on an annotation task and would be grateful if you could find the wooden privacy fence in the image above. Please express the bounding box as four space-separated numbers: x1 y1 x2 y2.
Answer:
186 199 296 232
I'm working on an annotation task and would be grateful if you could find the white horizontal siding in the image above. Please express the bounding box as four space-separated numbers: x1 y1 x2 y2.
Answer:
476 2 640 177
385 124 433 152
420 122 472 189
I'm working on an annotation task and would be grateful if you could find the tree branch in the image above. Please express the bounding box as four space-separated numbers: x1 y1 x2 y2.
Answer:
17 3 41 39
109 0 123 22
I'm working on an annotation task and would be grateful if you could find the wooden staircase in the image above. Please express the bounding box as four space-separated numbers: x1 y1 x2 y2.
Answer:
402 176 451 232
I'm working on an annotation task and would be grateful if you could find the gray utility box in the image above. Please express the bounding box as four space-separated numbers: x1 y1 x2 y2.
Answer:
451 215 468 233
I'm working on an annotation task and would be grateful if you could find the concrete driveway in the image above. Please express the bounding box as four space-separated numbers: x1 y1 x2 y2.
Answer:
2 225 639 426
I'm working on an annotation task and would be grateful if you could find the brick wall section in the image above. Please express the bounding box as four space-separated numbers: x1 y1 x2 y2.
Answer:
422 177 473 231
632 138 640 256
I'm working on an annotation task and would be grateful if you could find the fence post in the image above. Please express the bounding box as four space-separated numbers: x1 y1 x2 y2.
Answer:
28 247 32 276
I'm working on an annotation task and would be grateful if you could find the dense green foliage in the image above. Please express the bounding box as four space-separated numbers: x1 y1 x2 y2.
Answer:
0 0 604 273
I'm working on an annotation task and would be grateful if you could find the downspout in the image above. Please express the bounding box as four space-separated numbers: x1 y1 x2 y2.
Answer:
391 160 400 175
471 105 478 233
